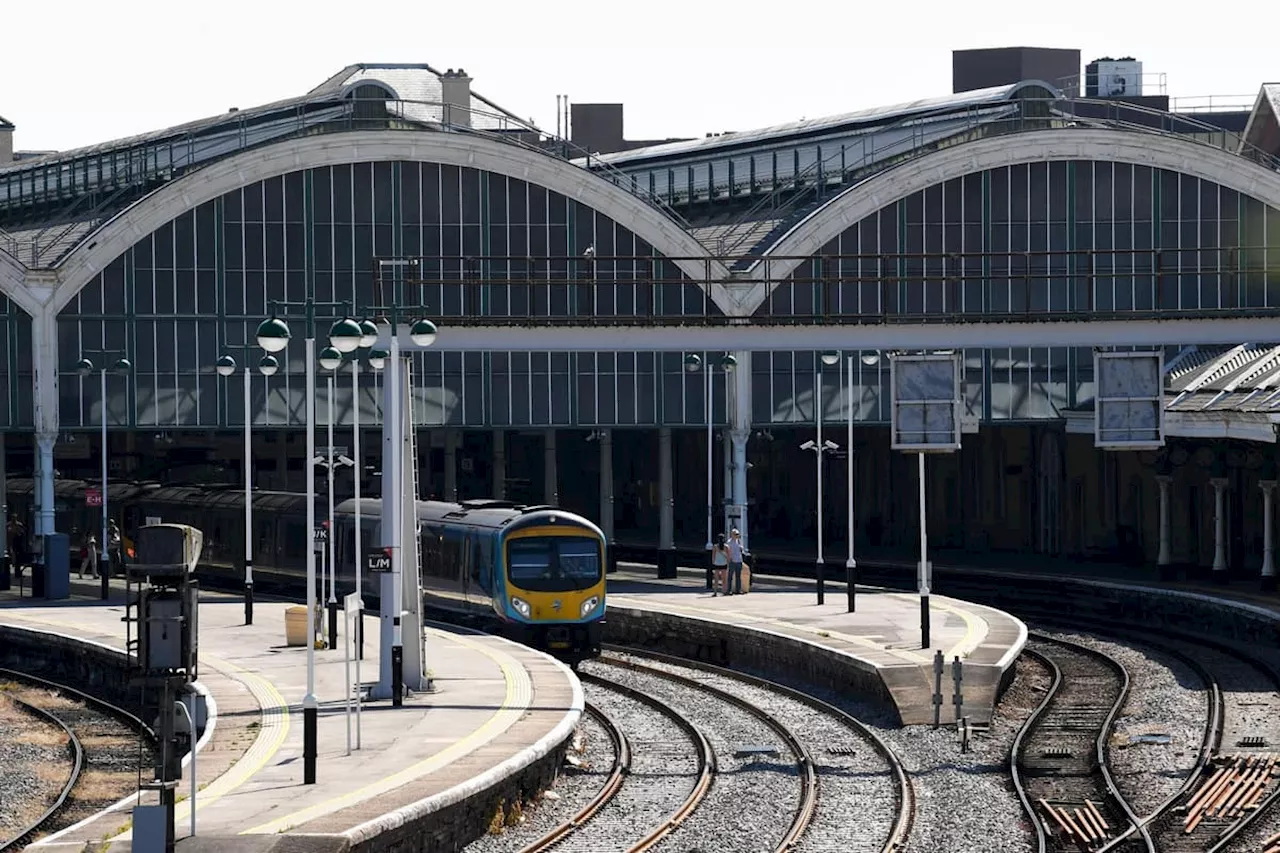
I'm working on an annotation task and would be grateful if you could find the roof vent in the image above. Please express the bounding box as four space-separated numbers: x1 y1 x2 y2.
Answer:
229 107 239 113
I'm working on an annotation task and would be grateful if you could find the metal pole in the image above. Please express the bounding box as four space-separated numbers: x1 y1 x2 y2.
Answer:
244 365 254 625
327 375 338 651
353 360 363 659
919 451 930 649
706 359 713 551
846 355 856 612
174 700 196 838
816 367 824 605
304 336 318 784
101 369 109 600
389 332 404 707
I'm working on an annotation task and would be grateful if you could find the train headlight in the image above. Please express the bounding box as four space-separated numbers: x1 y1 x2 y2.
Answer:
579 596 600 617
510 596 531 618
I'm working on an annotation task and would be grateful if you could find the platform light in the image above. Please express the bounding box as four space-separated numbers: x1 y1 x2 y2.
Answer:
319 346 343 372
329 318 363 354
256 317 291 353
684 353 702 372
861 352 881 367
821 351 841 367
719 353 737 372
358 319 379 350
258 355 279 377
75 358 94 376
409 318 438 348
215 355 237 377
367 348 388 371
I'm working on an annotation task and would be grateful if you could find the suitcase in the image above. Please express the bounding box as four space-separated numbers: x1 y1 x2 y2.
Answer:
741 562 752 593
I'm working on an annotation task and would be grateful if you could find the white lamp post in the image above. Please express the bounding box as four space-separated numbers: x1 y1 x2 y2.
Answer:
76 354 131 600
685 352 737 589
847 351 880 612
215 351 279 625
255 310 360 785
802 351 841 605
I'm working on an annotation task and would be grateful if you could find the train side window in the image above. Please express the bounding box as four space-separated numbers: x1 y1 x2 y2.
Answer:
473 538 488 589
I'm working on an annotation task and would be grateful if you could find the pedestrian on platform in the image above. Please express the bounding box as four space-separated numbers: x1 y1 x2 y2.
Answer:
79 533 98 579
711 533 729 596
727 528 745 595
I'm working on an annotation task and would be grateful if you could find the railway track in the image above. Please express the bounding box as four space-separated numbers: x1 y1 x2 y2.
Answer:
520 669 713 853
0 688 83 852
0 668 152 851
1012 634 1149 852
1025 618 1280 853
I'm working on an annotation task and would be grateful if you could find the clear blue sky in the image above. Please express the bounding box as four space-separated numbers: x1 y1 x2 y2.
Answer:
3 0 1276 153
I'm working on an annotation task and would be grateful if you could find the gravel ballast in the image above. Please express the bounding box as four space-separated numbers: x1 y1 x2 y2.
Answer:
463 709 617 852
1037 627 1208 818
604 650 899 853
0 691 74 844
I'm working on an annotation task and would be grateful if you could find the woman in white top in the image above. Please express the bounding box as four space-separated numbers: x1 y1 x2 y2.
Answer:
710 533 729 596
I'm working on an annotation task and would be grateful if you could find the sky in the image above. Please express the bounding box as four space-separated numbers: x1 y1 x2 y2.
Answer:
2 0 1278 154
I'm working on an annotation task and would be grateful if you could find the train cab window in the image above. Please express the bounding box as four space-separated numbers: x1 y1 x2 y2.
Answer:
507 537 600 592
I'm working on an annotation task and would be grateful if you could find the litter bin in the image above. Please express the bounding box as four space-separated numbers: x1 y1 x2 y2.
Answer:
42 533 70 600
285 606 309 647
31 558 46 598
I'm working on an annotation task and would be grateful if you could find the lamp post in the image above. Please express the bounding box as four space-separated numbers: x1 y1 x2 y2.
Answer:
684 352 737 589
76 353 131 601
846 351 881 613
353 320 385 659
801 352 841 605
255 305 361 786
215 350 280 625
318 345 359 651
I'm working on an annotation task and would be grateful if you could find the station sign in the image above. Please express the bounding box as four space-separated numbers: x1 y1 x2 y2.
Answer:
366 548 392 573
313 525 328 550
85 487 102 507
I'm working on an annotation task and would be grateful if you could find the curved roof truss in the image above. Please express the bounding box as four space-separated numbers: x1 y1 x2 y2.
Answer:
48 130 732 315
741 128 1280 315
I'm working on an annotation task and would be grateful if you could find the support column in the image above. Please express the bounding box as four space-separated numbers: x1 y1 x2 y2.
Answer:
722 431 732 537
492 429 506 500
32 309 58 537
443 429 459 502
544 429 558 506
1261 480 1276 592
730 350 752 553
0 434 8 590
1155 475 1173 580
1211 477 1229 583
599 430 614 540
658 427 676 578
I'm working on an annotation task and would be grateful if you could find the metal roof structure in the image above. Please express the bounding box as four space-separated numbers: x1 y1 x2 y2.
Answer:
592 81 1058 166
1240 83 1280 159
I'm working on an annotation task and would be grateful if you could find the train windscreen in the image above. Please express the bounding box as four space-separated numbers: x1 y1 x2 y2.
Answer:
507 537 601 592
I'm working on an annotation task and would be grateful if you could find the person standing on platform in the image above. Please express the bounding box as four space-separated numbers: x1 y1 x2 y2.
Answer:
107 520 123 578
727 528 745 595
79 533 98 579
711 533 729 596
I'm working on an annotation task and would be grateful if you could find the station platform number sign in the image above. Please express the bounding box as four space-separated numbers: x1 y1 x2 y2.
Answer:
366 548 392 573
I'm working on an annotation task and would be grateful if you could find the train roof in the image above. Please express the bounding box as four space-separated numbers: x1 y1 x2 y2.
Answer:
336 496 598 534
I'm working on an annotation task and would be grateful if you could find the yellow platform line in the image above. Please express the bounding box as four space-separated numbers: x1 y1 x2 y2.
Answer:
609 594 936 665
242 630 530 836
885 593 987 660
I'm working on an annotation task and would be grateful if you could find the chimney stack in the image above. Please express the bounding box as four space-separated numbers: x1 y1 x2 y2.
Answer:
440 69 473 128
0 115 14 164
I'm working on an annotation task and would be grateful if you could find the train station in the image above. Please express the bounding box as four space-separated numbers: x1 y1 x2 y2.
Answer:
3 42 1280 853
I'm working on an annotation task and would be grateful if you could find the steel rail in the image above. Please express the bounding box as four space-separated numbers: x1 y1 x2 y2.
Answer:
596 653 819 853
515 701 631 853
1010 633 1153 852
575 671 715 853
0 687 85 852
604 643 914 852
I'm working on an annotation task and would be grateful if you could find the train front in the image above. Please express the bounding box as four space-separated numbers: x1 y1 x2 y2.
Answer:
498 510 605 662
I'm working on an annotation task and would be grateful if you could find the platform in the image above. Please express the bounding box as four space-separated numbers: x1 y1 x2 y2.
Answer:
606 566 1026 725
0 577 582 851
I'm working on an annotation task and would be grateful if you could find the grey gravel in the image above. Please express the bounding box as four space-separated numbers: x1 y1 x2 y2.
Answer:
1039 627 1208 818
0 692 72 843
604 650 898 853
555 678 701 853
583 659 802 853
464 711 617 852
